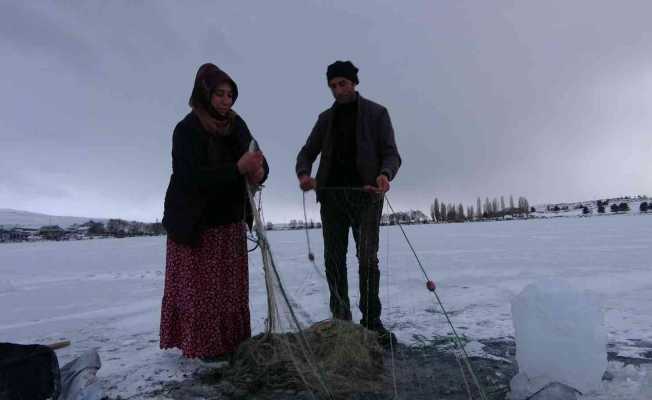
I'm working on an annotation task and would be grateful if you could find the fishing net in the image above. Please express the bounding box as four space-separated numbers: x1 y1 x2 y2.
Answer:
221 187 391 399
225 320 386 397
224 186 493 400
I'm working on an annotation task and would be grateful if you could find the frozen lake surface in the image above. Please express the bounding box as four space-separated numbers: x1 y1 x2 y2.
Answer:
1 214 651 398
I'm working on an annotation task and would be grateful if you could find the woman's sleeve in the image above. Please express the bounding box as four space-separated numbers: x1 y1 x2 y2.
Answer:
171 125 241 193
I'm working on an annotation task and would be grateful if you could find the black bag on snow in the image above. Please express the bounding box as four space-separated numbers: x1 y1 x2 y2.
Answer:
0 342 61 400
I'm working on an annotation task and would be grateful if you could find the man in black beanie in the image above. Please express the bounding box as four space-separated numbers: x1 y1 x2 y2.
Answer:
296 60 402 346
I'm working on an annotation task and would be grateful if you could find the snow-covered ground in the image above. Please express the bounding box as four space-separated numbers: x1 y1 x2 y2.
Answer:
1 214 651 398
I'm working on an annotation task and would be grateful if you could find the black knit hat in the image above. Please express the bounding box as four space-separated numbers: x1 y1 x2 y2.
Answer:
326 60 359 84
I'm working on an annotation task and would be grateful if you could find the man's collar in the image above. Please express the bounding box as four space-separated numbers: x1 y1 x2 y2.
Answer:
332 92 362 109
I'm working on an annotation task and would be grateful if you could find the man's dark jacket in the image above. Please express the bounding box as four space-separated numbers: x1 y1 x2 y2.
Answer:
296 94 401 197
162 112 268 245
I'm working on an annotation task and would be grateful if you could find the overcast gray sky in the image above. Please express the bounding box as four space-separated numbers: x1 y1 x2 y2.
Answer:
1 1 651 223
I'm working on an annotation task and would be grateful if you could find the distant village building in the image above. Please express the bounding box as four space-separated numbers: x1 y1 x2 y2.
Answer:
39 225 66 241
0 227 36 242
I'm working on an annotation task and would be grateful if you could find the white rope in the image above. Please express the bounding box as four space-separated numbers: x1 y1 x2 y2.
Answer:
384 194 489 400
384 215 399 399
298 188 489 399
303 187 400 396
247 183 333 399
302 191 326 279
246 141 333 399
454 348 474 400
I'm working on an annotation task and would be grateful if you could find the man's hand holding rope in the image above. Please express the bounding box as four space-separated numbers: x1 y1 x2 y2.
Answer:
363 174 390 193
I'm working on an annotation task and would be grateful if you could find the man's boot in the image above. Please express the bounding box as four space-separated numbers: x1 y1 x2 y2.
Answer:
361 318 397 347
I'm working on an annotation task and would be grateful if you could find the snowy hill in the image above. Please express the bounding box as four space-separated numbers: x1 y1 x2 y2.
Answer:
0 208 106 228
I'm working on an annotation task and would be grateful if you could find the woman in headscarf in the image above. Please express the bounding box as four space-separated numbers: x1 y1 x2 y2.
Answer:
160 63 268 362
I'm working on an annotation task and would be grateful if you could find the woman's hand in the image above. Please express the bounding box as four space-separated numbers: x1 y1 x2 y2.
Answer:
237 151 264 175
247 167 265 185
298 174 317 191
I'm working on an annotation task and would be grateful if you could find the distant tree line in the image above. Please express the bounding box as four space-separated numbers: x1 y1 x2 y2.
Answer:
609 203 630 213
430 195 532 223
382 210 429 225
550 196 649 216
264 219 322 231
101 219 166 237
593 199 632 214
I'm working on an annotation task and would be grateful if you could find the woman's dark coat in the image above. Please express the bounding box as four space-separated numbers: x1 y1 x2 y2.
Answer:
162 112 269 245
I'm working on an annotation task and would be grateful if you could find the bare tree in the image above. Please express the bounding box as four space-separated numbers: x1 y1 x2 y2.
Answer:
457 204 465 222
476 197 482 219
448 203 456 221
517 196 531 215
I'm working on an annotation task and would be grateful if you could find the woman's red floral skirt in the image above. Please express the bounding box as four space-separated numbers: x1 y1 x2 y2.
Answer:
160 223 250 358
